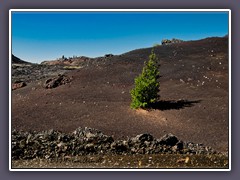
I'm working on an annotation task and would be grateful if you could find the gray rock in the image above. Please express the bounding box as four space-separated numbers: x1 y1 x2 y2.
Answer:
133 133 154 143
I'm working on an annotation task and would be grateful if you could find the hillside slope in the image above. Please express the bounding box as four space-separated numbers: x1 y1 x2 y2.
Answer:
12 54 31 64
12 37 229 152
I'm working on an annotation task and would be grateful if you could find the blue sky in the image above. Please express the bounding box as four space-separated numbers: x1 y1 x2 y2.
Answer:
12 11 229 63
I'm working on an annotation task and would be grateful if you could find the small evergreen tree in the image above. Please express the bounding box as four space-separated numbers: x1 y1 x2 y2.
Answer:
130 49 160 109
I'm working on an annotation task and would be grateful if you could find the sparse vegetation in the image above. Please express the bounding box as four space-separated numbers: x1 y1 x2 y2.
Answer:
130 49 160 109
63 65 83 70
153 43 161 47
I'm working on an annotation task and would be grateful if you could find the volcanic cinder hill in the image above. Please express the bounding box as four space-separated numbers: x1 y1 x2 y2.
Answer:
12 36 229 152
12 54 30 64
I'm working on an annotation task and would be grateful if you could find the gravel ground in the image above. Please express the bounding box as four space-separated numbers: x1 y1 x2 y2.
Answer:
11 154 229 169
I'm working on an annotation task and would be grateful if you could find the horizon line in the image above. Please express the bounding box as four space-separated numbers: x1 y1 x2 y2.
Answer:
12 35 228 64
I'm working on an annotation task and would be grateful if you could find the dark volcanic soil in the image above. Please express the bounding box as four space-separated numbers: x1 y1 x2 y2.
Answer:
12 154 229 169
12 37 229 153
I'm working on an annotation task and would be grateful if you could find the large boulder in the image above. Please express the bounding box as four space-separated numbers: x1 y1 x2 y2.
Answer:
158 133 179 146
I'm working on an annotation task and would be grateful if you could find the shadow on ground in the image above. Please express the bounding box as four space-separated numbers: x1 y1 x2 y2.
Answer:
150 100 201 111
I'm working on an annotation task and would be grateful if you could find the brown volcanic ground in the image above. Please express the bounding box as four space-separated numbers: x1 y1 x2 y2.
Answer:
12 37 229 152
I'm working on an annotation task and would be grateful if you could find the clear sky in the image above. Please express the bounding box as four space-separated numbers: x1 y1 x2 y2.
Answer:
11 11 229 64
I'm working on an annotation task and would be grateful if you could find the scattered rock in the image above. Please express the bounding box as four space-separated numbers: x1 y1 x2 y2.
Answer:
177 157 190 163
12 81 27 90
180 79 185 83
132 133 154 143
44 74 71 89
11 127 218 160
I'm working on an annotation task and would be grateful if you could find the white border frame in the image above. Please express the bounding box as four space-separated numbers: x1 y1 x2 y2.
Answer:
9 9 231 172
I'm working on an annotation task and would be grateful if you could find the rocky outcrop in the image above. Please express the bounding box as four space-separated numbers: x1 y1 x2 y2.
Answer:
41 56 91 66
161 38 184 45
12 127 218 160
104 54 114 58
44 74 71 89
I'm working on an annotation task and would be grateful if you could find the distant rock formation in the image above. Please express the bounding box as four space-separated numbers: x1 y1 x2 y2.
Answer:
161 38 184 45
41 56 91 66
104 54 114 58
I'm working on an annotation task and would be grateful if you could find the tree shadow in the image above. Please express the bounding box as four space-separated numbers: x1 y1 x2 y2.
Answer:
149 100 201 111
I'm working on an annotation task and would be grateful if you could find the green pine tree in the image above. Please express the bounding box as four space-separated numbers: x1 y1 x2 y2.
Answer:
130 49 160 109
